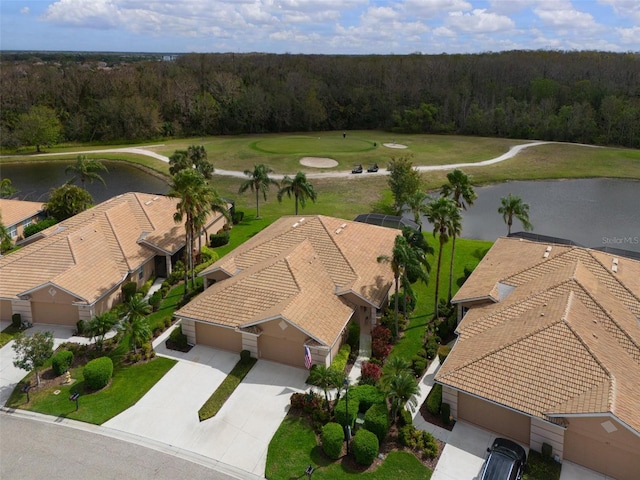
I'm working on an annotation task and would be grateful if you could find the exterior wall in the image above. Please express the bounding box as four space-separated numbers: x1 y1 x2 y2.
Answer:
530 417 565 461
181 319 196 345
92 286 124 318
9 211 46 240
306 343 330 368
241 332 259 358
130 258 156 289
195 322 242 352
11 299 32 324
28 286 79 325
455 299 494 323
442 386 459 419
0 299 12 322
257 319 308 368
563 416 640 480
457 392 531 445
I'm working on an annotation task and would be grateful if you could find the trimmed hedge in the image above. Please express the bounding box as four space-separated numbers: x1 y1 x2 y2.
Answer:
437 345 451 363
52 350 74 376
121 281 137 301
350 384 386 413
23 217 58 238
426 383 442 416
210 231 230 247
364 403 390 443
424 335 439 360
83 356 113 391
334 396 359 428
321 422 344 459
329 344 350 373
352 429 379 466
441 402 451 425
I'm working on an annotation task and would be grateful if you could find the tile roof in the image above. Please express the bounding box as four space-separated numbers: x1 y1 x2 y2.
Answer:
437 237 640 433
178 215 398 345
0 199 44 227
0 193 216 306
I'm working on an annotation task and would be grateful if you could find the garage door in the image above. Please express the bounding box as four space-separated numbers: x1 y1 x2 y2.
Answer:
195 322 242 352
259 335 305 368
458 393 531 445
31 301 79 325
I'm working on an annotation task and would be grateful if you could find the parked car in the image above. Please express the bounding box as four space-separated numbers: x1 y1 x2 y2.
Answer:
351 164 363 174
367 163 379 172
479 438 527 480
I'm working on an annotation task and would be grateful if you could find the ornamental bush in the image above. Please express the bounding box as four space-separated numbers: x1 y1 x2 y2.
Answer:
350 384 385 413
352 429 379 466
364 402 390 443
83 356 113 391
424 335 439 360
334 396 359 428
426 383 442 416
210 231 230 247
23 218 58 238
329 344 350 373
321 422 344 460
360 361 382 385
437 345 451 363
121 281 137 302
51 350 74 376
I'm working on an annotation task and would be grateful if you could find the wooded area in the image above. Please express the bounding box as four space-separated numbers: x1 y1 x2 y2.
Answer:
1 50 638 148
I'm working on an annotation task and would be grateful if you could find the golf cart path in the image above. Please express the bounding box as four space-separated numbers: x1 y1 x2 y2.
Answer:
15 141 599 180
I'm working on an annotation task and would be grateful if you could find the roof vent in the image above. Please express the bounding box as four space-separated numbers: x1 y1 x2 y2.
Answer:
299 217 305 223
145 201 153 205
292 222 299 228
335 228 343 234
612 264 618 273
153 196 159 201
546 246 552 252
543 252 549 258
612 258 619 265
340 223 347 228
540 312 545 316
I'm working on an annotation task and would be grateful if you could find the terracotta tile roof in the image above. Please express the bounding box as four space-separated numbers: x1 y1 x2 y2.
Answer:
437 237 640 433
0 199 44 227
181 215 398 346
0 193 212 306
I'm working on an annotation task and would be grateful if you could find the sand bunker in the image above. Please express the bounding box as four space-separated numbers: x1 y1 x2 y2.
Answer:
383 143 408 149
300 157 339 168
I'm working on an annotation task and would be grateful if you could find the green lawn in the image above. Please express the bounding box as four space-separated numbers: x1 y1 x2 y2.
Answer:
0 324 22 349
266 413 432 480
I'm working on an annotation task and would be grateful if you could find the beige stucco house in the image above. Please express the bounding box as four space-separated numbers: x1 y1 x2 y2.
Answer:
436 237 640 480
0 198 46 242
0 192 227 326
174 215 399 369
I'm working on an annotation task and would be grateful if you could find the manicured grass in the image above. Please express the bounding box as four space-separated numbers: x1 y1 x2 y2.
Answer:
0 324 22 348
198 355 257 421
266 412 432 480
6 355 176 424
146 281 202 332
523 450 562 480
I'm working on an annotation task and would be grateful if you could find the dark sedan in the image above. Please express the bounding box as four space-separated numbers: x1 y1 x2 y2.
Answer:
479 438 527 480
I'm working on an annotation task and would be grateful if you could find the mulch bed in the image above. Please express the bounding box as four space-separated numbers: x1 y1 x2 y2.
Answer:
418 402 455 431
164 339 193 353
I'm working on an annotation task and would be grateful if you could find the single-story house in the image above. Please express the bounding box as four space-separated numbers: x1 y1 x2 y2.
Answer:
435 237 640 480
0 192 227 326
0 198 46 242
174 215 399 369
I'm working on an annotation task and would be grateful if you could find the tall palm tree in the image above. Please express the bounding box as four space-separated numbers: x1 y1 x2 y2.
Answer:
441 169 477 300
380 356 412 391
169 169 216 294
406 190 430 231
238 164 279 219
386 372 419 423
425 197 461 320
277 171 317 215
193 188 231 254
120 294 152 353
65 155 108 189
498 193 533 235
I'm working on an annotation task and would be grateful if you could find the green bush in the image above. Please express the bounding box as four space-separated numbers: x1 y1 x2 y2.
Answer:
329 344 350 373
210 231 230 247
350 384 385 413
352 429 379 466
240 349 251 361
399 407 413 427
149 291 162 311
441 402 451 425
11 313 21 329
398 425 414 447
390 292 416 314
232 211 244 225
347 321 360 351
83 356 113 391
23 217 58 238
422 431 439 459
138 278 154 297
334 396 359 428
437 345 451 363
364 403 390 443
168 325 188 349
76 319 85 335
424 335 439 360
411 355 427 377
121 281 137 301
200 245 218 262
426 384 442 416
321 422 344 460
51 350 74 376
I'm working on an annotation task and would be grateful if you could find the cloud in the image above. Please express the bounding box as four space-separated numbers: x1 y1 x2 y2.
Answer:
533 1 599 29
42 0 122 29
20 7 30 15
445 9 515 33
617 25 640 45
401 0 472 18
598 0 640 23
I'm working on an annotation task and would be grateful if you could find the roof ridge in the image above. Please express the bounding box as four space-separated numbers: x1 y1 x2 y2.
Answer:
104 204 131 271
316 216 358 285
585 248 640 307
501 246 577 284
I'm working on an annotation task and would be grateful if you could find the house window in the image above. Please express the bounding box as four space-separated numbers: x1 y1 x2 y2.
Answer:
138 267 144 280
23 219 32 227
8 225 17 238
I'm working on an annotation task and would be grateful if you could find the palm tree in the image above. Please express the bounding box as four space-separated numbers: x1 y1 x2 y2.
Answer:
406 190 430 230
87 311 118 351
169 169 216 294
193 188 231 253
308 365 341 413
238 164 279 219
120 294 152 353
277 171 317 215
386 372 419 423
380 356 412 391
441 169 477 300
425 197 461 320
0 213 13 254
65 155 108 189
498 193 533 235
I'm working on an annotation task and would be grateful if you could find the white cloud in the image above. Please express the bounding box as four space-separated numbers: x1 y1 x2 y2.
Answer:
533 1 598 29
488 0 535 14
598 0 640 23
402 0 472 18
617 25 640 45
20 7 30 15
42 0 122 29
446 9 515 33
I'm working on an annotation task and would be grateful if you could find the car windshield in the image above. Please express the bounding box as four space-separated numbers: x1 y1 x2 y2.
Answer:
482 451 516 480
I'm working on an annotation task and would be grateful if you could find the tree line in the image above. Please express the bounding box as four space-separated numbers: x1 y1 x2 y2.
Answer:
1 50 638 149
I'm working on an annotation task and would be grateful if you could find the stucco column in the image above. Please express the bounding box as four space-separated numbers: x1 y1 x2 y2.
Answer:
11 299 32 325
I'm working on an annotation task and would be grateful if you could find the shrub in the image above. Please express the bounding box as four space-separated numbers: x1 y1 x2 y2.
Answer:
329 344 350 373
347 321 360 351
149 291 162 311
352 429 379 466
411 355 427 377
210 231 230 247
424 335 439 360
23 217 58 238
321 422 344 460
399 407 413 427
200 245 218 262
350 384 385 413
168 325 188 349
12 313 21 329
76 319 85 335
398 425 414 447
371 324 392 343
51 350 74 376
364 403 390 443
121 281 137 301
426 384 442 415
390 292 416 314
240 349 251 361
371 336 392 361
232 211 244 225
360 361 382 385
83 356 113 391
334 396 359 428
422 431 439 459
437 345 451 363
441 402 451 425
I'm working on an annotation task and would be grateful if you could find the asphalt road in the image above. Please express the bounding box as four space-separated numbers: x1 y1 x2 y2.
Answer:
0 412 242 480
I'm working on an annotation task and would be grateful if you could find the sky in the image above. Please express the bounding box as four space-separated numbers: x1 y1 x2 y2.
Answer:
1 0 639 55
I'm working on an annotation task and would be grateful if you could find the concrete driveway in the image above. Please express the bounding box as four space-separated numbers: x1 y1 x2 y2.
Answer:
104 341 308 477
